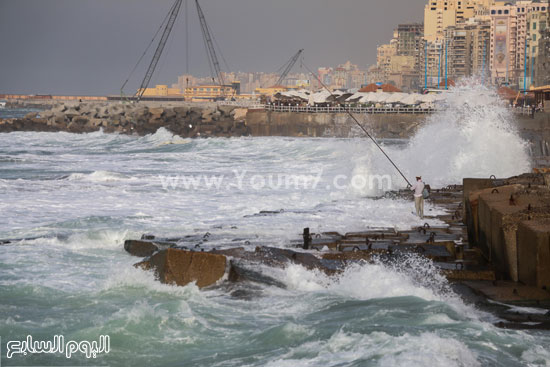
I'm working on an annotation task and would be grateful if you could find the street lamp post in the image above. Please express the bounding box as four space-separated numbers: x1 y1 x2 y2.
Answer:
524 36 531 103
437 44 441 89
424 43 428 90
531 44 535 88
445 40 448 90
482 39 487 85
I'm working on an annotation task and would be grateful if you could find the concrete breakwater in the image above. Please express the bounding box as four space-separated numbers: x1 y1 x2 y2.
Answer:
0 101 427 139
0 102 250 137
123 172 550 329
464 173 550 288
2 101 550 144
245 110 424 138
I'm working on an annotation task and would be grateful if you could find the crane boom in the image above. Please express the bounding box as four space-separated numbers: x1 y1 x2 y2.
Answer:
195 0 225 96
275 49 304 87
135 0 183 102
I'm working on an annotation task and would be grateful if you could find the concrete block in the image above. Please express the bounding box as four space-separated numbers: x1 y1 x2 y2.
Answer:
124 240 158 257
517 220 550 289
136 248 227 288
463 178 494 227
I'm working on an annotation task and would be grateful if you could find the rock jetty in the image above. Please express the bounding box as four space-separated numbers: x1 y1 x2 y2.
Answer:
124 172 550 329
0 102 249 137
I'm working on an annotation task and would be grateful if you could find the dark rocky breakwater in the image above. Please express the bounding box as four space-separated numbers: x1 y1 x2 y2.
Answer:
124 173 550 330
0 102 250 137
0 100 430 138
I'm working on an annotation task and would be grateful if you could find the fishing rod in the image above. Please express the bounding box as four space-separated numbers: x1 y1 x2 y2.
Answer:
302 62 412 187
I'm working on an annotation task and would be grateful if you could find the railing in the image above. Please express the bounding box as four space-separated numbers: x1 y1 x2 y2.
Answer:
513 106 546 115
263 104 437 114
218 100 262 108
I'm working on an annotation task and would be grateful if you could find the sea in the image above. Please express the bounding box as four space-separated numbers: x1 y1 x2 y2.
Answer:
1 84 548 366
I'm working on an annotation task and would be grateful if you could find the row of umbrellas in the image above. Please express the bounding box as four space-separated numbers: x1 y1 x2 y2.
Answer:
274 89 447 106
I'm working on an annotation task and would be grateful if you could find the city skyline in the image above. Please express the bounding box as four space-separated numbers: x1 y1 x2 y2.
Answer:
0 0 426 95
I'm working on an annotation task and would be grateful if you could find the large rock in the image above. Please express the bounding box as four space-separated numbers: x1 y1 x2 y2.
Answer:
72 116 90 125
97 106 110 118
149 107 164 120
40 110 55 120
201 108 216 123
136 248 227 288
163 108 176 120
64 108 80 120
133 107 150 119
231 108 248 121
78 104 94 116
25 112 38 120
218 105 237 117
174 106 190 117
87 118 104 128
124 240 159 257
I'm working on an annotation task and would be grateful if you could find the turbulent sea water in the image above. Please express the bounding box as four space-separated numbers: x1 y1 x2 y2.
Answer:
1 85 549 366
0 107 43 120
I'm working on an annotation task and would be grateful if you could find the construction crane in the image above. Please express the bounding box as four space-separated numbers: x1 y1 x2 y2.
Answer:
275 49 304 87
134 0 183 102
195 0 226 99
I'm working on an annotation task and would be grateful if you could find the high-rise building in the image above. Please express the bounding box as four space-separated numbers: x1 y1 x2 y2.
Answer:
367 65 384 84
445 20 491 81
527 7 548 86
489 0 549 87
376 39 398 82
535 6 550 86
424 0 495 41
397 23 425 56
425 41 444 86
317 67 333 88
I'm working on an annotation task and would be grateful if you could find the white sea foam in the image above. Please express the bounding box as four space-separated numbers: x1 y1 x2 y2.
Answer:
348 81 531 189
275 261 446 302
67 170 132 182
263 330 480 367
402 81 531 186
0 100 546 366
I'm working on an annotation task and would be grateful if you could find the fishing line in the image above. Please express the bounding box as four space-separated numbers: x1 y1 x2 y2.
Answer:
302 62 412 187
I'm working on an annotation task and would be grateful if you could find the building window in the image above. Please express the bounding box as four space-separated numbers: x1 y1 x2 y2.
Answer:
504 10 509 14
533 34 536 41
533 22 536 30
491 9 496 14
498 10 502 14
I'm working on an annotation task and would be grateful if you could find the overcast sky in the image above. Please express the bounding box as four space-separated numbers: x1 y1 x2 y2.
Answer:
0 0 426 95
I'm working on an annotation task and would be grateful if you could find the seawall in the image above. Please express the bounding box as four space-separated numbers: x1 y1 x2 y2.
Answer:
245 110 425 138
1 101 549 148
463 174 550 291
0 102 428 139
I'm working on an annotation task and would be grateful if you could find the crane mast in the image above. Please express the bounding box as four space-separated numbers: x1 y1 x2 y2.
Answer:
135 0 183 102
275 49 304 87
195 0 225 97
